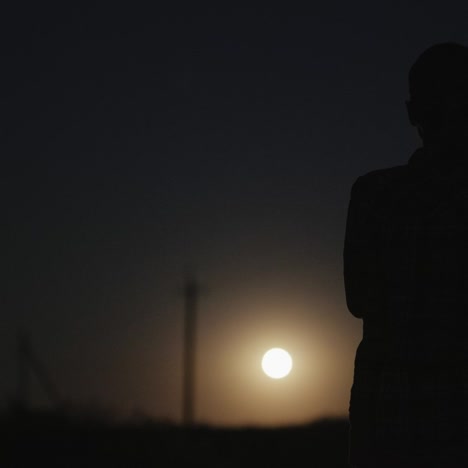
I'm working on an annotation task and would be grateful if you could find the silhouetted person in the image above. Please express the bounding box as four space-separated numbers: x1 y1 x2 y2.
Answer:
344 43 468 468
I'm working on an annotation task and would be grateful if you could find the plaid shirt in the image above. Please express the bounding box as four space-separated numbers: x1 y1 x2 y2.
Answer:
344 148 468 466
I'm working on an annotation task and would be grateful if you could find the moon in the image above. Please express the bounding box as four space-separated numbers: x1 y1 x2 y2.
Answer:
261 348 293 379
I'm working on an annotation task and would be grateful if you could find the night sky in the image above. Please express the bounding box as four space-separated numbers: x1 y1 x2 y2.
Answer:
2 3 468 426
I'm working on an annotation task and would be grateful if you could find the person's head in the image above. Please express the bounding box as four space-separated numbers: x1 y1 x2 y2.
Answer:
406 42 468 155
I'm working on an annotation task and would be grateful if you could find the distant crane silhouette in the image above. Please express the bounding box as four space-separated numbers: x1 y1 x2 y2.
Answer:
182 276 200 426
15 329 61 410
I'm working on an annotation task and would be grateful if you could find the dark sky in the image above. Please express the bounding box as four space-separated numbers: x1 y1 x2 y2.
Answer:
2 3 468 425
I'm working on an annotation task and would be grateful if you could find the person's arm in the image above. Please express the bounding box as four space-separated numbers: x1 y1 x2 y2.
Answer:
343 176 384 319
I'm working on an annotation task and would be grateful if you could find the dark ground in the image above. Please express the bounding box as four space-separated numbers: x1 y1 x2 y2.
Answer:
1 408 350 467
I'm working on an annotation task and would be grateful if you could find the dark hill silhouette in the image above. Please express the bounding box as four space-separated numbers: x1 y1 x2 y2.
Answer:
1 408 349 467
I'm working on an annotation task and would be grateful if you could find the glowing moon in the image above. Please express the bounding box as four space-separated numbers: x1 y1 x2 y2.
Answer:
261 348 293 379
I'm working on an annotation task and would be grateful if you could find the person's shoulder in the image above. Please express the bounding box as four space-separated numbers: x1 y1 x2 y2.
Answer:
356 165 409 186
351 165 409 196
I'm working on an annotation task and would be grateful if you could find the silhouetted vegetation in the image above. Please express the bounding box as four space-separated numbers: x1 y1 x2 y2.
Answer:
1 408 349 467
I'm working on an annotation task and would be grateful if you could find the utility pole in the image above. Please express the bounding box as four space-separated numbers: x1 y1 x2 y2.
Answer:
182 276 199 426
17 330 31 409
